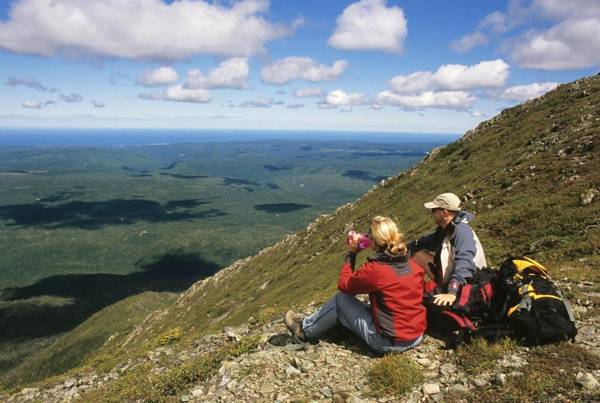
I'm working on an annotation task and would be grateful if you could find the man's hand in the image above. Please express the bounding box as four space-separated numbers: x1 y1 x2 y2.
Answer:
433 293 456 306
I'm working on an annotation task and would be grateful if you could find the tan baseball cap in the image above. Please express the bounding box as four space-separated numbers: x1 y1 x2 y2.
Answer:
424 192 461 211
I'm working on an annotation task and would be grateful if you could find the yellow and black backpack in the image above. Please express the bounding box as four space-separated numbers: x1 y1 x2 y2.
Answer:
494 256 577 344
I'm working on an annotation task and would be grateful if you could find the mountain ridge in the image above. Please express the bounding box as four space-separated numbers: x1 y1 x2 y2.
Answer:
122 72 599 348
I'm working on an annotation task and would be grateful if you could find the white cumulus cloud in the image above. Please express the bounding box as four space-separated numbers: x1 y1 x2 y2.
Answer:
388 72 434 95
377 60 508 111
433 59 510 91
239 97 284 108
137 67 179 87
324 89 367 107
261 57 349 85
449 32 489 53
138 85 211 104
293 87 323 98
0 0 300 60
511 18 600 70
386 59 510 94
450 0 600 70
496 81 559 101
450 10 515 53
184 58 249 89
328 0 407 53
375 90 475 111
21 99 56 109
136 58 250 103
449 1 531 54
22 100 43 109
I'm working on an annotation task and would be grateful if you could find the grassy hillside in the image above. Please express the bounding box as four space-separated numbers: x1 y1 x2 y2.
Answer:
3 73 600 396
117 73 599 350
0 292 176 388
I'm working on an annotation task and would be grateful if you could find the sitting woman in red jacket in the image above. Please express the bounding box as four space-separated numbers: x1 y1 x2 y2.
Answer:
284 216 426 354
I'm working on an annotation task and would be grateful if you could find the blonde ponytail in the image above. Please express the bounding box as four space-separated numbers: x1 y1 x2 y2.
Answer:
370 216 408 257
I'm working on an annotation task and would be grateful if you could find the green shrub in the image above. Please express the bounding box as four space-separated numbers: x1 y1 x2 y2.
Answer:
455 337 516 374
368 353 424 397
225 335 261 357
156 327 183 347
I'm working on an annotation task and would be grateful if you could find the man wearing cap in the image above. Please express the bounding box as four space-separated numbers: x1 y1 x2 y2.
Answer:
409 192 487 306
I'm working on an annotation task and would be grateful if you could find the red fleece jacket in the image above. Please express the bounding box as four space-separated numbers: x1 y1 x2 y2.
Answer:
338 252 426 341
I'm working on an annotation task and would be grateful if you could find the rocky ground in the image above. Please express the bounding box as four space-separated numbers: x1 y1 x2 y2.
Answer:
4 280 600 403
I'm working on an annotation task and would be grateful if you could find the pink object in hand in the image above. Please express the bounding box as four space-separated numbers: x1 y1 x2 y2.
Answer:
347 230 371 250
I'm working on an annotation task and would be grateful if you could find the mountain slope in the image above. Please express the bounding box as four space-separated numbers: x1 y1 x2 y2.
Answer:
122 72 599 346
3 73 600 401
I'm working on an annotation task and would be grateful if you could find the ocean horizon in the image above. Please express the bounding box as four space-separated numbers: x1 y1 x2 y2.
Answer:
0 128 460 147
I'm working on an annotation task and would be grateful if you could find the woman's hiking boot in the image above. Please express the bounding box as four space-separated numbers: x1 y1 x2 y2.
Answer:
284 310 307 343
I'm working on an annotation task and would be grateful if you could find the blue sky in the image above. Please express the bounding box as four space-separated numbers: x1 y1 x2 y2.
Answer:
0 0 598 133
